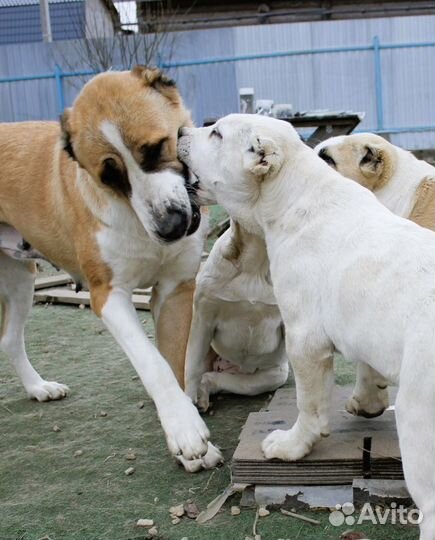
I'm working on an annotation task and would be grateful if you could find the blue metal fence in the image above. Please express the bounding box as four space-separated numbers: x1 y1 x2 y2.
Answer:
0 35 434 137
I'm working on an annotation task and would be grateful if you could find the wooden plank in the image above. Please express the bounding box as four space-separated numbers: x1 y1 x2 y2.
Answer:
34 274 73 290
34 288 150 310
232 386 402 485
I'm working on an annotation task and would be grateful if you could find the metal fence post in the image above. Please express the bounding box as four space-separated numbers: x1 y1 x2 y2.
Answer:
54 65 65 116
373 35 384 131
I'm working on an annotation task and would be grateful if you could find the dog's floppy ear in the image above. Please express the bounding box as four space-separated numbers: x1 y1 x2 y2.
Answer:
132 65 179 104
248 136 282 178
359 146 383 177
359 143 394 190
222 220 244 265
60 108 76 161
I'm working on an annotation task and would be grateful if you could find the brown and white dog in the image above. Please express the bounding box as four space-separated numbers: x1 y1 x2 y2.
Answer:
0 66 221 471
315 133 435 419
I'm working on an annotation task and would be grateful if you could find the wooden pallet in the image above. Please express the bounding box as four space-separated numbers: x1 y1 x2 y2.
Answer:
34 274 151 310
232 386 402 486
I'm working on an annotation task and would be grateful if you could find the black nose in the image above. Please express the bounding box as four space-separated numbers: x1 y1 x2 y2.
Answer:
155 206 189 242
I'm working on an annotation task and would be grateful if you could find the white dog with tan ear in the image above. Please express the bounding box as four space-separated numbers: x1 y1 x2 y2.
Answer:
179 115 435 540
315 133 435 419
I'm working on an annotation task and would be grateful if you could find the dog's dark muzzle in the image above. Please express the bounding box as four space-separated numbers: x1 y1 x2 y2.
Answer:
155 205 190 243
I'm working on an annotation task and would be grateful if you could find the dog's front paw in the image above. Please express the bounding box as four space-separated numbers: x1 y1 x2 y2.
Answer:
159 394 210 461
26 380 70 402
345 387 389 418
262 428 313 461
197 372 216 412
176 442 224 473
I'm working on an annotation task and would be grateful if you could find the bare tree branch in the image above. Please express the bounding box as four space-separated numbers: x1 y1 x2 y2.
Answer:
52 0 184 85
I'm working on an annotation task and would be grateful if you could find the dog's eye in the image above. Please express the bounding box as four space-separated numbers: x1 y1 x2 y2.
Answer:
318 148 336 168
101 157 131 197
248 145 255 153
140 138 167 172
210 128 222 139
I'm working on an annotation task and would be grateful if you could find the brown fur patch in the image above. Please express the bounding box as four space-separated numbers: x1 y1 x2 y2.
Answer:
152 279 196 389
409 177 435 231
369 147 395 191
132 65 179 105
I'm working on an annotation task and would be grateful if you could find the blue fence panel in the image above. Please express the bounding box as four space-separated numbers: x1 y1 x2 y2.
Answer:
0 33 434 149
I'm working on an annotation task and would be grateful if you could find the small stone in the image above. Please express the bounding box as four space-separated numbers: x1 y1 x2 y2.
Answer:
169 504 185 517
138 401 145 409
99 410 107 417
181 537 188 540
258 506 270 517
154 497 159 503
171 517 181 525
78 303 85 310
209 410 215 416
124 466 135 476
184 501 199 519
231 506 241 516
132 375 139 381
254 535 262 540
74 450 83 457
126 450 136 461
52 425 61 432
148 526 158 536
136 519 153 528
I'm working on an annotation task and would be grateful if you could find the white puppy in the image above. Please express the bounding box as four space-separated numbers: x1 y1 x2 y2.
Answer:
185 219 288 410
178 115 435 540
315 133 435 419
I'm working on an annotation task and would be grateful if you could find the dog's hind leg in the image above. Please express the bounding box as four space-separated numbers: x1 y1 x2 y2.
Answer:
395 330 435 540
0 252 69 401
197 362 289 412
346 362 389 418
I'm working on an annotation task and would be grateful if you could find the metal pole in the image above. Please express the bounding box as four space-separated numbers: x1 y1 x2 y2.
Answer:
54 65 65 115
40 0 52 43
373 35 384 131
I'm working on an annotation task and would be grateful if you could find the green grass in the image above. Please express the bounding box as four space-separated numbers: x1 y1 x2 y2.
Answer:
0 305 418 540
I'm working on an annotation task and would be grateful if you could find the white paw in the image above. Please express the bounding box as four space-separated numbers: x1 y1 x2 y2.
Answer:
176 442 224 473
26 380 70 402
262 428 313 461
345 388 389 418
197 373 215 412
159 394 210 461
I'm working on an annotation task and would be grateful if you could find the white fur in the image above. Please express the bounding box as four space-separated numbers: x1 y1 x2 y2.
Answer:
0 252 69 401
315 134 435 417
185 222 288 409
178 114 435 539
101 288 210 459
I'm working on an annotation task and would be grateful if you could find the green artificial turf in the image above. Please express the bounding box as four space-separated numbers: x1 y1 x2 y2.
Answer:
0 304 418 540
